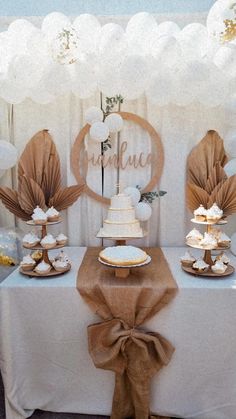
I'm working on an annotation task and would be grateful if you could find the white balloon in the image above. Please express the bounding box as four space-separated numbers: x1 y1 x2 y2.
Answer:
156 21 180 37
85 106 103 125
119 55 149 99
105 113 123 133
126 12 157 38
151 35 181 67
214 44 236 77
70 59 97 99
124 187 141 206
224 158 236 176
97 60 122 97
224 129 236 156
135 202 152 221
231 232 236 255
146 68 173 106
7 19 36 54
0 78 26 104
177 23 208 60
42 63 71 96
99 23 125 54
27 29 49 57
73 14 101 53
207 0 236 43
89 121 109 143
197 63 230 107
126 12 158 55
0 141 18 169
41 13 70 40
8 54 45 89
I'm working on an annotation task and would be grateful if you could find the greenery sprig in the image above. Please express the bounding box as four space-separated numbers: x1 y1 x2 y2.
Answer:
136 185 167 204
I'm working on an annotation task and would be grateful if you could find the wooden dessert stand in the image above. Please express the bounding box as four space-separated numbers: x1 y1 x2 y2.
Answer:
183 218 234 278
20 219 71 278
97 233 150 279
98 256 152 279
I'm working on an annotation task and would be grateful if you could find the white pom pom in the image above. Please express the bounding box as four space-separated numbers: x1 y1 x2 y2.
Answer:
124 187 141 206
0 141 18 170
85 107 103 125
105 113 123 133
224 129 236 157
89 122 109 143
231 232 236 256
224 158 236 176
135 202 152 221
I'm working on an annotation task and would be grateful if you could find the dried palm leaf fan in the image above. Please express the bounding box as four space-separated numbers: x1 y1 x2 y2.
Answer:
0 130 84 220
187 130 236 216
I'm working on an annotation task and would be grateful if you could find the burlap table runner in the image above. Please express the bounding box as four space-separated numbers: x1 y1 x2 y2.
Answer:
77 247 178 419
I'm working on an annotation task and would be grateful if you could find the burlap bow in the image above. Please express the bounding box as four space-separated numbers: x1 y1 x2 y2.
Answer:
88 318 174 419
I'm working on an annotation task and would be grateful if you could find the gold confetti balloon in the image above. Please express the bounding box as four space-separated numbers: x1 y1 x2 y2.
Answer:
207 0 236 44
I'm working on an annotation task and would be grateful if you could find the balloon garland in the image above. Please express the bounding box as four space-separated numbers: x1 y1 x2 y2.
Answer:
0 2 235 109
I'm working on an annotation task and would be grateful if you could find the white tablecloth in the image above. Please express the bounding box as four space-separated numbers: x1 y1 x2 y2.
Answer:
1 247 236 419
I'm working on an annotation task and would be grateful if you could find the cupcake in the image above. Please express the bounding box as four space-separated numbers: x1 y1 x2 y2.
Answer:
211 260 227 274
40 234 56 249
55 250 71 264
180 251 196 267
217 232 231 248
208 226 220 240
52 259 70 272
22 232 40 248
31 250 43 263
199 232 218 250
56 233 68 246
186 228 203 246
20 254 36 271
206 203 223 223
32 206 47 225
194 205 207 222
46 206 60 222
34 261 52 275
192 259 209 273
215 252 230 265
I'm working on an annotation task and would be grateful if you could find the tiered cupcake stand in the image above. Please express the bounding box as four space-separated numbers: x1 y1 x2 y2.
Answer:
20 219 71 277
182 218 234 278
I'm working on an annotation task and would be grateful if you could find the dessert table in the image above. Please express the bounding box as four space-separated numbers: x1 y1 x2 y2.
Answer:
1 246 236 419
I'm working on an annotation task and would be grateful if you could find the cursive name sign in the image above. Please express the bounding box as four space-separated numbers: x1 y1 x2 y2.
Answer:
71 111 164 205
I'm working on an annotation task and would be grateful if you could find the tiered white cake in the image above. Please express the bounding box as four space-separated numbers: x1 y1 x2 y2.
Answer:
97 193 143 238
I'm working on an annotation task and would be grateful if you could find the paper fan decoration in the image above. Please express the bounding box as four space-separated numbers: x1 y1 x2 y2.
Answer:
186 130 236 217
187 130 228 189
49 185 84 210
0 130 84 220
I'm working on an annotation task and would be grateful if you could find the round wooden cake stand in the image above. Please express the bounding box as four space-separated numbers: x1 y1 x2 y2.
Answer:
98 255 151 279
182 264 234 278
21 219 69 278
20 265 71 278
97 232 148 246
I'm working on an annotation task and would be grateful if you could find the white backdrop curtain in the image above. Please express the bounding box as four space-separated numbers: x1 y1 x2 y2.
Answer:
0 14 235 247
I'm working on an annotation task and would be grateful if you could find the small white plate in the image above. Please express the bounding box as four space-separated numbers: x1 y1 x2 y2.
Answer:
98 255 151 268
